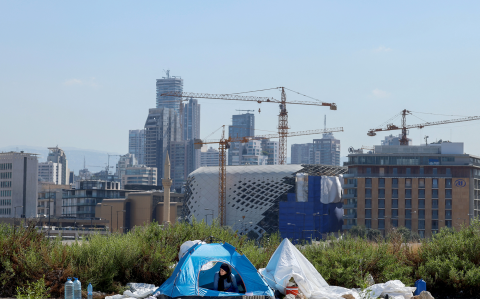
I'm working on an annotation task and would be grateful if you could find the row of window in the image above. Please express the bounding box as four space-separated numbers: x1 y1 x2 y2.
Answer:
366 199 452 209
0 163 12 170
365 188 452 199
0 208 11 215
365 208 452 220
0 199 11 206
365 219 452 230
365 167 452 175
365 178 452 188
0 181 11 188
0 190 12 197
0 172 12 179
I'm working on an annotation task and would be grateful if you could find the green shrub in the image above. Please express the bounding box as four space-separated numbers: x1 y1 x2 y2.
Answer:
416 220 480 296
302 233 415 288
4 219 480 297
15 275 50 299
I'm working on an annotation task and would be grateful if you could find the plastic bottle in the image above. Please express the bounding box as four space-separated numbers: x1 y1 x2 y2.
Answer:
87 283 93 299
73 277 82 299
64 277 74 299
414 279 426 295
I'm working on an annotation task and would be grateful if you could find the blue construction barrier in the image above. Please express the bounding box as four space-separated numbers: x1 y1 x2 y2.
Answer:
279 176 343 243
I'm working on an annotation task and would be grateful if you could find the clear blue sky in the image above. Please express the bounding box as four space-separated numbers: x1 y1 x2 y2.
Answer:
1 1 480 159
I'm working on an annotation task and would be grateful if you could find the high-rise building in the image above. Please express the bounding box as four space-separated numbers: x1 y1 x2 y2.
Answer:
116 153 138 187
156 70 183 112
343 142 480 238
38 161 61 184
182 98 201 175
261 139 279 165
291 143 314 165
0 152 39 218
183 98 200 141
47 147 69 185
229 112 255 139
241 139 268 165
144 108 182 185
169 140 199 190
313 133 341 166
62 180 126 219
129 129 145 165
228 112 255 165
201 147 219 167
121 165 157 187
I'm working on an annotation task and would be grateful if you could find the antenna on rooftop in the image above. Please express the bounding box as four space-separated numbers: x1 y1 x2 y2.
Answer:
163 69 170 79
324 115 326 131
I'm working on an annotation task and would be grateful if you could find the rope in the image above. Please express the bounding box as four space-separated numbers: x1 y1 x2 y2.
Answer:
411 111 471 117
226 87 280 95
283 87 325 103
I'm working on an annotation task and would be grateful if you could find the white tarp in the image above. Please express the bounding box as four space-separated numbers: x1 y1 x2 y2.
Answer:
105 283 157 299
258 238 359 299
320 175 343 204
179 240 205 260
362 280 416 299
296 173 308 202
259 239 415 299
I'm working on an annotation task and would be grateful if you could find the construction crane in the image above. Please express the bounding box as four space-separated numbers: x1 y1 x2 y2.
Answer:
161 87 337 165
195 126 344 226
368 109 480 145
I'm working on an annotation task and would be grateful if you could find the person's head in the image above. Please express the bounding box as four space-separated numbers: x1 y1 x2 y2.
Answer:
219 263 230 277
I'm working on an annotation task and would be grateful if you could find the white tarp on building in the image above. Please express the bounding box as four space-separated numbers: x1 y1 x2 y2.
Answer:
320 175 344 204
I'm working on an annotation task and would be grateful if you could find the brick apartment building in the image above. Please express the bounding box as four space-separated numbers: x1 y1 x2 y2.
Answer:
343 142 480 238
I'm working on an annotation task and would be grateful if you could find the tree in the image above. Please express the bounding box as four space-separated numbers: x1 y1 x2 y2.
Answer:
349 225 367 238
367 229 382 242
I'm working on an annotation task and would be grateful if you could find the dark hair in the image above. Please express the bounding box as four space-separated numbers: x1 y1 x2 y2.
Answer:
220 263 232 283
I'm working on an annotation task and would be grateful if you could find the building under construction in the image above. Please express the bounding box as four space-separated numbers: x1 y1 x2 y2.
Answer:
183 164 347 240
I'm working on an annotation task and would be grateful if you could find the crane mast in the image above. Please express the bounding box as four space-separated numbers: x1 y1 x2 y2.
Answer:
278 87 289 164
218 126 227 226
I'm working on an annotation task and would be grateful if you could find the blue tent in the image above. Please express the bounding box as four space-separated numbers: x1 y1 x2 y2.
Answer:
154 242 274 298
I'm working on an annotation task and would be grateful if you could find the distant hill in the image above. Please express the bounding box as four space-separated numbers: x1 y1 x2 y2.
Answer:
0 146 123 175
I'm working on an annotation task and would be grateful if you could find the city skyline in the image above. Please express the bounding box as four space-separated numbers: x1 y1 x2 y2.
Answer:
2 1 480 160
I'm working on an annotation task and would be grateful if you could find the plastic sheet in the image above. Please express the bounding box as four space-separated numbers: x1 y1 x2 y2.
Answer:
105 283 157 299
320 176 343 204
178 240 205 259
361 280 416 299
259 238 415 299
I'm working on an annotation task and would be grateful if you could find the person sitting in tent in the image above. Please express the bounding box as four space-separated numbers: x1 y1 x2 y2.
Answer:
214 263 238 292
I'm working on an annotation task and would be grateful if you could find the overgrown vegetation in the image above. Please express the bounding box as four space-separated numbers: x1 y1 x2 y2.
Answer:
1 220 480 298
15 275 50 299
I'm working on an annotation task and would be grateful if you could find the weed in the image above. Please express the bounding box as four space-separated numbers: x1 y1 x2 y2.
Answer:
15 275 50 299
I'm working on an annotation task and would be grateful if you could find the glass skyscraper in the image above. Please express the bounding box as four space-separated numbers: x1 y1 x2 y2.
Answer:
156 70 183 112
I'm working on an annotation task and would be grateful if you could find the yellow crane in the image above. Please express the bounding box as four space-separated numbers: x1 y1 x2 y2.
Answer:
162 87 337 165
